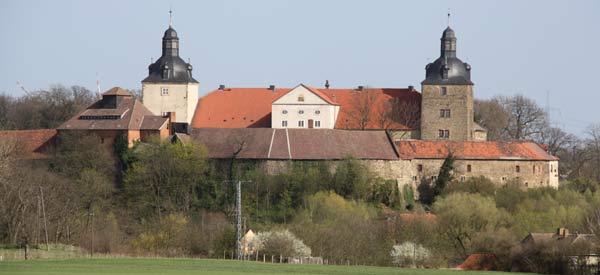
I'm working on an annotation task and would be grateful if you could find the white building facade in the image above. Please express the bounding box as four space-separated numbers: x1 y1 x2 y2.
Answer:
271 84 339 129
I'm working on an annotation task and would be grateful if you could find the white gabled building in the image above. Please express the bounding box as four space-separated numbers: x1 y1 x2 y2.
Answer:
271 84 340 129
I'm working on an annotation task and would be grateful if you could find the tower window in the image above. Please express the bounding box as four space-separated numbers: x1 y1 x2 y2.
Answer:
298 120 304 127
282 120 288 127
298 95 305 102
161 87 169 96
439 129 450 138
439 109 451 118
440 87 447 96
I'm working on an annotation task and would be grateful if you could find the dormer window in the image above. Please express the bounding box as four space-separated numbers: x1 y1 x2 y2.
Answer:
161 87 169 96
298 95 305 102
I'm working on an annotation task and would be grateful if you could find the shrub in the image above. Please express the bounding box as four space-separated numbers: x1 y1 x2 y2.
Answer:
390 241 431 267
251 230 311 257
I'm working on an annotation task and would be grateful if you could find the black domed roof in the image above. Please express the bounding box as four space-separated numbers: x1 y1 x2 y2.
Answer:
163 27 178 39
441 27 456 40
423 57 472 85
142 26 197 84
422 26 473 85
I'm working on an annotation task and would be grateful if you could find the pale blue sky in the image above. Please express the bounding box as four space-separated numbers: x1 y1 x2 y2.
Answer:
1 0 598 135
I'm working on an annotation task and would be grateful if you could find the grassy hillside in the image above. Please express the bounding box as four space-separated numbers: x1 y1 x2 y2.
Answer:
0 258 537 275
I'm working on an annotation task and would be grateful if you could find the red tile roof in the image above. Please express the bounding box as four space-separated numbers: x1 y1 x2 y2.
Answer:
0 129 57 158
190 128 399 160
395 140 558 161
191 88 287 128
191 85 421 130
321 88 420 130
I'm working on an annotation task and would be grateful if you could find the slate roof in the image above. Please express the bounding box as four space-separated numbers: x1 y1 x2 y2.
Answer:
190 128 399 160
190 86 421 130
0 129 57 159
394 140 558 161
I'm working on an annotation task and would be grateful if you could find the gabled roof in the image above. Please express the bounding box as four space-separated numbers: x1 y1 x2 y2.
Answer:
191 85 421 130
394 140 559 161
190 128 399 160
58 87 164 131
274 84 338 105
0 129 57 159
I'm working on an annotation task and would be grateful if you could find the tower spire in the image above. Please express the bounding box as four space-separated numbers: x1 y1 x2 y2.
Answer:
169 5 173 27
447 10 451 27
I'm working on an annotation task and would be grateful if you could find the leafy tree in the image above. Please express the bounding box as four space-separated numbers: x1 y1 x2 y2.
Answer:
443 176 496 197
332 157 372 200
49 132 115 179
123 138 208 218
433 192 510 258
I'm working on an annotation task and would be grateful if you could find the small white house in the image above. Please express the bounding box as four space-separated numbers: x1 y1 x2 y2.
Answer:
271 84 339 129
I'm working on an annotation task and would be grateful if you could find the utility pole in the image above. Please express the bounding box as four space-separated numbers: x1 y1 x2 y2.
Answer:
236 180 242 260
229 180 252 260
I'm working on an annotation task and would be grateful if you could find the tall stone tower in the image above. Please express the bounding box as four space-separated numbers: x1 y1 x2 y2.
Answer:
142 23 198 132
420 26 474 141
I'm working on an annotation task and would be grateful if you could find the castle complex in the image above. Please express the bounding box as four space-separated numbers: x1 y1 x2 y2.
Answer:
1 20 559 190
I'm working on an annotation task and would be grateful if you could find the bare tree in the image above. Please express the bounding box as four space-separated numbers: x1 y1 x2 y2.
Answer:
496 95 547 140
474 99 509 141
586 123 600 183
345 88 378 130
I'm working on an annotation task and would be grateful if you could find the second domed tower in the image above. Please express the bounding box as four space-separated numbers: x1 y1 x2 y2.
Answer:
420 26 480 141
142 21 199 132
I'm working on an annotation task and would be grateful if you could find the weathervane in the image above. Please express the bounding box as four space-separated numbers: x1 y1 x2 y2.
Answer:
447 10 451 27
169 5 173 27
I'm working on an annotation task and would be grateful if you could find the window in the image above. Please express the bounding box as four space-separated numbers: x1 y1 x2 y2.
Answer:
298 110 304 115
161 87 169 96
516 165 521 173
162 112 169 117
467 164 472 173
460 175 466 182
439 109 451 118
431 176 437 181
298 95 305 102
439 129 450 138
412 176 417 181
440 87 447 96
315 121 321 127
282 110 288 114
282 120 288 127
502 177 507 182
315 110 320 115
298 120 304 127
417 164 423 172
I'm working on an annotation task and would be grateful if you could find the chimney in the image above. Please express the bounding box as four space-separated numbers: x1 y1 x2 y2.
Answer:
325 80 330 89
218 84 225 90
356 85 364 91
408 85 415 91
268 85 275 91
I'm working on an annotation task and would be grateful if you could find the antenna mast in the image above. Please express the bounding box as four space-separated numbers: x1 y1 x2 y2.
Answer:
16 81 31 96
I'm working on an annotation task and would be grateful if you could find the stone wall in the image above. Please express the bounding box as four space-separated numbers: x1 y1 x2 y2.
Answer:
258 157 559 193
420 84 474 141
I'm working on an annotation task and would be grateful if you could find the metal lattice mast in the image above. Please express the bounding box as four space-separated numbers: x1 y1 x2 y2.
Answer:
235 180 242 260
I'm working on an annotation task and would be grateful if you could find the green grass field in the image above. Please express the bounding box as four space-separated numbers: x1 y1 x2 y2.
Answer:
0 258 537 275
